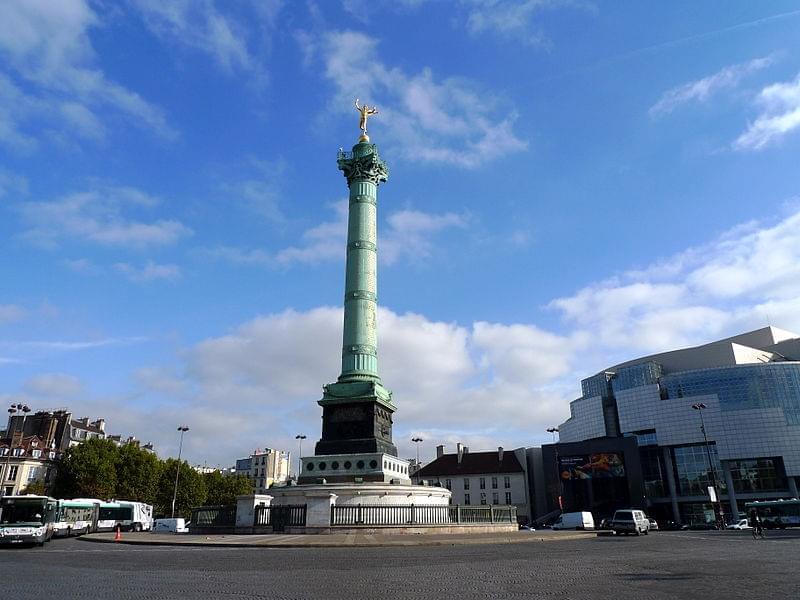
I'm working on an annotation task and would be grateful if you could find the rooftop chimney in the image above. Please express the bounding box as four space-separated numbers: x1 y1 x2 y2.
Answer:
498 447 504 462
436 444 445 459
457 443 464 464
92 418 105 432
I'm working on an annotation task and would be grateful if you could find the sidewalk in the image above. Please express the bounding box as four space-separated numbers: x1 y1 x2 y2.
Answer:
80 529 595 548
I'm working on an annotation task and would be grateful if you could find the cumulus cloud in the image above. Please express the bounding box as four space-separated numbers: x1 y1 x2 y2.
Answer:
550 205 800 357
311 30 527 168
17 185 192 249
120 306 576 463
734 71 800 150
0 0 174 149
649 56 774 117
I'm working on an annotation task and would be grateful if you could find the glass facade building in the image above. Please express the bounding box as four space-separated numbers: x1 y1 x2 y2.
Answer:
557 327 800 525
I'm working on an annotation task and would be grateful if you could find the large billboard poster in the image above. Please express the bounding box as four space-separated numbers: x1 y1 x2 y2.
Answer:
559 453 625 480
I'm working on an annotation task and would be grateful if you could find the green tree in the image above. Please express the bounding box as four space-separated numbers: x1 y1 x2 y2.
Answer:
53 437 120 499
23 479 47 495
155 459 206 518
203 471 253 506
116 443 162 504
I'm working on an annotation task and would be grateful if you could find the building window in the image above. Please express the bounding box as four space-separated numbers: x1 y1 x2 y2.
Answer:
480 492 487 505
6 466 18 481
463 478 469 490
729 458 786 493
492 492 499 504
491 477 498 489
27 467 39 482
479 477 485 489
673 445 725 496
31 450 41 458
505 492 512 504
504 476 511 488
445 479 452 490
464 494 470 506
639 446 665 497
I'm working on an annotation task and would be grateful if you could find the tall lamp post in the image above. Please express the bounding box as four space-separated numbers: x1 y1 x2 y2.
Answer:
546 427 562 511
691 403 724 527
295 434 306 479
171 426 190 518
2 404 30 496
411 437 423 483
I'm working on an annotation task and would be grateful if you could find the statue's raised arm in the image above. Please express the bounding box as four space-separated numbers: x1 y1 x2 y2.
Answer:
355 98 379 137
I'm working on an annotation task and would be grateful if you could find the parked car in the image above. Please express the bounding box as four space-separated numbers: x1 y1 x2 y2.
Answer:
663 521 688 531
648 518 659 531
518 524 536 531
610 509 649 536
552 511 595 530
726 519 751 530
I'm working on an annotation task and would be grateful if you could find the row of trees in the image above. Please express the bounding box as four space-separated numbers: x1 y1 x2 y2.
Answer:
52 438 253 518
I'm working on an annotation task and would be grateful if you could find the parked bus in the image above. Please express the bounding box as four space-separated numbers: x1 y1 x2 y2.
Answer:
745 499 800 528
96 500 153 532
53 499 100 537
0 495 57 546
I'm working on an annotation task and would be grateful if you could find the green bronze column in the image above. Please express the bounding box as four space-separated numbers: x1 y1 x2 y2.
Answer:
338 143 386 381
314 104 398 458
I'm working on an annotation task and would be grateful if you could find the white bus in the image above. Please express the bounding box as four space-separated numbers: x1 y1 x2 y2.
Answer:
95 500 153 532
53 499 100 537
0 495 57 546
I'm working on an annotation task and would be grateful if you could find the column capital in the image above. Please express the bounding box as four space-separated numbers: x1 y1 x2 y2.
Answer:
337 143 389 186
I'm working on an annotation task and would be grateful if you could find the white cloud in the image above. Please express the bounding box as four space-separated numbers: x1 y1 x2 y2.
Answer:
0 304 26 323
550 205 800 358
649 56 774 117
461 0 583 46
734 71 800 150
23 373 83 397
0 0 174 148
131 0 270 78
315 30 527 168
114 261 182 283
124 305 575 462
17 185 192 249
382 210 467 264
207 201 467 268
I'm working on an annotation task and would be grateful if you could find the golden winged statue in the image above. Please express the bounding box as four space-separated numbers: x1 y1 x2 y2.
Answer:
355 98 378 140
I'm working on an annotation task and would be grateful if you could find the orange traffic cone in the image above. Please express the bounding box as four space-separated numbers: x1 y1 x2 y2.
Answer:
114 525 121 542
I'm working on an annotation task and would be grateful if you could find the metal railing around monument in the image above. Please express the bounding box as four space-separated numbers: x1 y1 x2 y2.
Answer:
330 504 516 526
190 505 237 528
254 504 307 528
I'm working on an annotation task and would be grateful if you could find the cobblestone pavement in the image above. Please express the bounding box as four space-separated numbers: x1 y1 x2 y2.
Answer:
1 530 798 600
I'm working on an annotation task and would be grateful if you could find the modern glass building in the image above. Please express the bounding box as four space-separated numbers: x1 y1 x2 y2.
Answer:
554 327 800 525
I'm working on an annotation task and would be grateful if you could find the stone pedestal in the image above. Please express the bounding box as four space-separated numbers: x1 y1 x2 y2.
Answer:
304 491 338 527
235 494 273 528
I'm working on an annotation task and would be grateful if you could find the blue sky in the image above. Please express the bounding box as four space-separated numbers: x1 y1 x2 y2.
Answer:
2 1 800 468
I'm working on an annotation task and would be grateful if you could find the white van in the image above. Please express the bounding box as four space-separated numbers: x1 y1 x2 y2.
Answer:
552 511 595 530
610 509 649 535
152 518 189 533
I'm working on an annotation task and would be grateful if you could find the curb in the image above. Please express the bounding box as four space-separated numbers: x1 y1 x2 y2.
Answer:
79 531 594 549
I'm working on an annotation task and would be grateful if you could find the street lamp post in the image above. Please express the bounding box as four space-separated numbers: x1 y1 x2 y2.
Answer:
2 404 30 496
295 434 306 479
171 426 190 518
691 403 724 527
546 427 562 512
411 437 423 483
